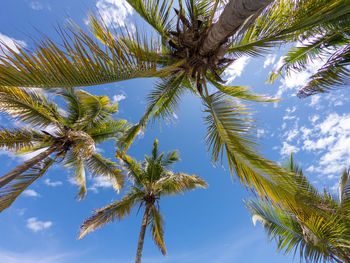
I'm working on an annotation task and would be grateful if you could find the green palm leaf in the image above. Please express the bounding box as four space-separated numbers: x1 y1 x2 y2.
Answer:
0 21 158 88
79 189 143 239
0 158 55 212
148 206 167 255
203 92 293 202
0 87 61 128
85 153 125 193
0 128 44 151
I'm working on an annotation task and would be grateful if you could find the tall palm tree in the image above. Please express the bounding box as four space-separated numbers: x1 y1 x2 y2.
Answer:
78 139 208 263
248 155 350 263
266 0 350 98
0 87 129 212
1 0 346 202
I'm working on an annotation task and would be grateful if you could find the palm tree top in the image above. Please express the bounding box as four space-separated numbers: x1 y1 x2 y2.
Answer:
79 139 208 259
0 87 130 211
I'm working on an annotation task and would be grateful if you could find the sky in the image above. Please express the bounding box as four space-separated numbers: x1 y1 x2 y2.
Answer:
1 1 350 263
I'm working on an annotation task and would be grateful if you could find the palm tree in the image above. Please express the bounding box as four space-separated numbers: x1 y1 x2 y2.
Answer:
78 139 208 263
248 155 350 263
266 0 350 98
1 0 346 201
0 87 129 212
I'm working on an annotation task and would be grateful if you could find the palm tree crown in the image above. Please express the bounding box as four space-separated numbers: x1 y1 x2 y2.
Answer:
79 139 208 263
248 155 350 263
0 87 129 212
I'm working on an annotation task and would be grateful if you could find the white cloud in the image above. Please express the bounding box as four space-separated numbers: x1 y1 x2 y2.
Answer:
89 176 113 193
112 94 126 103
23 189 40 197
274 56 326 98
44 179 62 187
0 33 27 55
300 113 350 176
95 0 133 27
225 56 250 83
280 142 299 156
263 54 276 68
26 217 52 232
257 129 265 138
29 1 44 10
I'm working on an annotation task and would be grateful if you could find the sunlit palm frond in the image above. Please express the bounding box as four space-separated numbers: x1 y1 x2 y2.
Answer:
0 158 55 212
78 189 143 239
118 73 187 151
0 21 158 88
125 0 173 41
297 45 350 98
0 128 44 151
57 88 86 126
0 87 61 128
74 90 116 129
208 77 278 102
116 152 145 187
85 153 125 193
148 206 167 255
203 92 293 202
156 172 208 196
86 119 129 144
88 14 173 67
64 151 87 200
161 150 180 167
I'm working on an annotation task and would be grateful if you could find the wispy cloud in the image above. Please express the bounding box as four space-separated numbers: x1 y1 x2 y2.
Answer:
29 1 44 10
44 178 63 187
224 56 250 83
263 54 276 68
26 217 52 232
112 94 126 103
23 189 40 197
0 32 26 55
95 0 133 27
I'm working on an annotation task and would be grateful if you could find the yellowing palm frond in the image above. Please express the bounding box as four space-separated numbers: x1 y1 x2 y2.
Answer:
79 189 144 239
148 206 167 255
0 87 61 128
0 158 55 212
0 128 44 152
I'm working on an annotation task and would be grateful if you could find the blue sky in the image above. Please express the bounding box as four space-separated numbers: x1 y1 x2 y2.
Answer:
1 1 350 263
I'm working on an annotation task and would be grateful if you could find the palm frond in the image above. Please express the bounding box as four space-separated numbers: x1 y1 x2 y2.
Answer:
0 20 159 88
203 92 293 202
208 77 278 102
87 119 130 144
85 153 125 193
118 73 187 151
297 45 350 98
0 87 61 128
64 151 87 200
0 158 55 212
0 128 43 151
148 206 167 255
116 152 145 188
125 0 173 41
156 172 208 196
161 150 180 167
78 189 143 238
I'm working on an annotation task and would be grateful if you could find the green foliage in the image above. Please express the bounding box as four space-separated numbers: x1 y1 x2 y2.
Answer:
0 87 129 211
248 156 350 263
79 140 207 256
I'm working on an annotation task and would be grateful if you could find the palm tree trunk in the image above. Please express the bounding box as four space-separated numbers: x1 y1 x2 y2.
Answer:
200 0 273 55
0 144 60 188
135 203 151 263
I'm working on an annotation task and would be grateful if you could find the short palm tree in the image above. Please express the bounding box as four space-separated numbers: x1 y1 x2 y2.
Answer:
78 139 208 263
267 0 350 97
0 87 129 212
248 155 350 263
1 0 346 202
